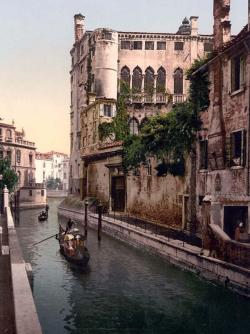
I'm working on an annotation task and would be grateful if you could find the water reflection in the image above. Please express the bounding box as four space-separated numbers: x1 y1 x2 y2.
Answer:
16 198 250 334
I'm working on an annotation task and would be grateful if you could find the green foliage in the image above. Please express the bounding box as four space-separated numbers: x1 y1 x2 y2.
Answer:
186 56 210 112
0 158 18 192
122 135 146 172
98 122 114 141
123 102 201 176
98 94 129 142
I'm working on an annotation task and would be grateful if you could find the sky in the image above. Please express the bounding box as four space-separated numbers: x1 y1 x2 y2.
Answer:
0 0 248 154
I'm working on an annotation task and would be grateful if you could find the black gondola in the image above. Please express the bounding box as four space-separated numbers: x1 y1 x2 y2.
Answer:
38 212 48 221
57 225 90 268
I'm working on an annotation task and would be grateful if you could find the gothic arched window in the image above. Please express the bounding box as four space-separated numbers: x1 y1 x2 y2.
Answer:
129 118 139 135
156 67 166 93
144 67 154 94
140 117 149 130
132 66 142 93
16 150 21 163
120 66 130 94
174 68 183 94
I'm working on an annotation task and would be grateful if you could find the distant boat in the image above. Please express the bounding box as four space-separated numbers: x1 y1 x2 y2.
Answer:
38 212 48 221
57 225 90 268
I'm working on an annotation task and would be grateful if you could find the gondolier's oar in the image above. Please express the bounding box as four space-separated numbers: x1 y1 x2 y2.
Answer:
32 234 57 246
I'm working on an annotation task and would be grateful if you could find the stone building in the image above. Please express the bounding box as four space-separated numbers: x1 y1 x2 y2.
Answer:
69 13 213 225
196 0 250 243
0 122 46 208
35 151 69 191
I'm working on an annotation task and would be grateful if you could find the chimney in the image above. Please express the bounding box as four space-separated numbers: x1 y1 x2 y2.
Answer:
74 14 85 42
190 16 199 36
213 0 231 49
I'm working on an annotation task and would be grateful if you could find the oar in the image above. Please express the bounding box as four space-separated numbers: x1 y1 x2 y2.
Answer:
32 234 58 246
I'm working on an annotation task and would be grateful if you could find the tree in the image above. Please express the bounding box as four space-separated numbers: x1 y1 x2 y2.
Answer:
0 158 18 192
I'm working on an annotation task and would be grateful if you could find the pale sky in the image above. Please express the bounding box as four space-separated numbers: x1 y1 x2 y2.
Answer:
0 0 248 153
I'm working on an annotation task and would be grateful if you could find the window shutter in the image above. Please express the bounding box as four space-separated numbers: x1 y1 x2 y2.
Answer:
225 135 231 167
241 129 246 166
99 104 104 116
112 105 116 118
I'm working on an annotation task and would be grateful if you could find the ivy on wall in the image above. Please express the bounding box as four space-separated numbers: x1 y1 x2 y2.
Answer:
98 57 210 176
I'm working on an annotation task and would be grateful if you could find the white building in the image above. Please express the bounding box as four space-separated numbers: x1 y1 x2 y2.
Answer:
35 151 69 191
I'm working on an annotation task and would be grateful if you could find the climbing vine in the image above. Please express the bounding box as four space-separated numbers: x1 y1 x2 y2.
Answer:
98 57 210 176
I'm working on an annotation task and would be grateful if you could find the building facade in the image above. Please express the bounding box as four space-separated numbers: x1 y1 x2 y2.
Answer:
0 122 46 207
69 14 213 225
196 0 250 243
35 151 69 191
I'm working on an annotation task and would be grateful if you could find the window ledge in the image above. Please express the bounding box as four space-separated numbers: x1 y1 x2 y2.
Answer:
230 87 245 97
199 169 208 173
230 165 244 170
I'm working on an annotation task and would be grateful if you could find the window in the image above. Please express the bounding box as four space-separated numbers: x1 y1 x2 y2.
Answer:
157 42 166 50
102 32 112 40
231 54 246 92
230 130 246 167
16 150 21 163
104 104 112 117
120 66 130 92
132 41 142 50
156 67 166 93
7 150 11 162
29 190 32 196
80 65 84 74
144 67 154 94
200 140 208 170
145 41 154 50
175 42 184 51
41 189 44 196
204 43 213 52
129 118 139 135
29 154 33 166
121 41 130 49
174 68 183 94
132 67 142 93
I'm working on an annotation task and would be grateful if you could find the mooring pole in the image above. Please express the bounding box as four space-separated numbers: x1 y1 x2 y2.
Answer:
98 202 102 242
84 200 88 238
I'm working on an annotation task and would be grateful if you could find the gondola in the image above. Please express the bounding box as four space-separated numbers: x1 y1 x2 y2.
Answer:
38 212 48 221
56 225 90 268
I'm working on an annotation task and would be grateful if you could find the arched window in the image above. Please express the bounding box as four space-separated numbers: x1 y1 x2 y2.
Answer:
129 118 139 135
120 66 130 85
120 66 130 94
156 67 166 93
6 149 11 162
16 150 21 163
174 68 183 94
140 117 149 130
132 66 142 93
144 67 154 94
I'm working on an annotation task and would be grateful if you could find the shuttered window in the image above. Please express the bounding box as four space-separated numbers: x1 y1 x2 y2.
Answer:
200 140 208 170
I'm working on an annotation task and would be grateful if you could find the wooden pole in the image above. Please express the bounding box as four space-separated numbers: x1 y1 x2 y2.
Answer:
84 200 88 238
98 203 102 242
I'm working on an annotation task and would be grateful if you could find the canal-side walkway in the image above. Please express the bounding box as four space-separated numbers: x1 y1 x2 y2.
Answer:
58 205 250 298
0 213 16 334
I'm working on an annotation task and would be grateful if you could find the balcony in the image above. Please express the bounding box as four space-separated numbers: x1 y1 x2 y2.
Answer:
15 138 35 147
5 137 13 143
173 94 186 104
156 94 166 103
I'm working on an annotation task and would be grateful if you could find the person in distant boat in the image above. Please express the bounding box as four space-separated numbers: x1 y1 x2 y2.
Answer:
66 219 74 233
45 204 49 212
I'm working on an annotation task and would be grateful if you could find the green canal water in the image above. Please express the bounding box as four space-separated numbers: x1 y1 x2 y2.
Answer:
16 198 250 334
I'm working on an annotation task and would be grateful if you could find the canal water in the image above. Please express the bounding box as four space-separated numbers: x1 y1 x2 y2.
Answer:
16 198 250 334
